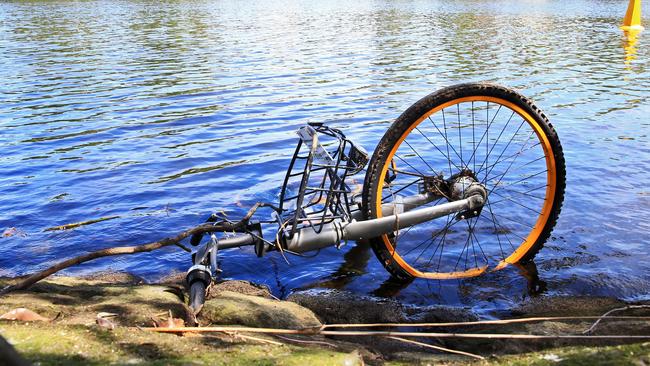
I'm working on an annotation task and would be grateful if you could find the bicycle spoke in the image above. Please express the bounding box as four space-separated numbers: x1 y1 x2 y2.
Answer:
475 111 516 176
403 139 438 175
465 103 502 171
476 139 541 176
382 177 422 202
389 167 428 178
480 118 527 181
488 187 546 203
484 199 516 251
489 169 548 192
414 215 460 262
414 127 461 174
489 189 542 214
429 113 465 172
394 154 426 176
484 199 508 256
472 101 476 172
457 103 463 169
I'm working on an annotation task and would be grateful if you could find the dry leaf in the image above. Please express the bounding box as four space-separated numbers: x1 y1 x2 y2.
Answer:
0 308 49 322
152 310 184 328
96 316 116 330
167 316 184 328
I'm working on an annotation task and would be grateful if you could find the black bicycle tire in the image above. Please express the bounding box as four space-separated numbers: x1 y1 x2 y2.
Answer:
189 280 207 313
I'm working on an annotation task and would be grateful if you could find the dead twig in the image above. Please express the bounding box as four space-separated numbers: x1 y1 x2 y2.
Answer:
274 334 338 348
583 305 650 334
223 331 284 346
387 336 484 360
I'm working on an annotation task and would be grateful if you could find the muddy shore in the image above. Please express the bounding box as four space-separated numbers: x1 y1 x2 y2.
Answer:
0 273 649 365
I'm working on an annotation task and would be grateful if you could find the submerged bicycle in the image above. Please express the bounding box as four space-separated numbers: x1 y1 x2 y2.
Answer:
185 83 566 312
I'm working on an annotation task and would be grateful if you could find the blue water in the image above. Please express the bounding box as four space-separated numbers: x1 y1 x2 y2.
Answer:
1 0 648 317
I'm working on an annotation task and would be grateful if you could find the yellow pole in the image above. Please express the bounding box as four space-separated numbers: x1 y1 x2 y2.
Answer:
622 0 644 31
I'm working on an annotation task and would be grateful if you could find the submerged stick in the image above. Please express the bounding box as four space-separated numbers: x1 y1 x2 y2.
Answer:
44 216 121 231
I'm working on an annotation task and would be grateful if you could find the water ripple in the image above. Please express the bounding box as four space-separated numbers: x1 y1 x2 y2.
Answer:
1 0 648 315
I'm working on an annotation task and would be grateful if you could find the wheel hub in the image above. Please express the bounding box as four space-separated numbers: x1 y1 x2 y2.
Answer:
422 169 487 220
423 169 487 201
450 172 487 220
450 174 487 202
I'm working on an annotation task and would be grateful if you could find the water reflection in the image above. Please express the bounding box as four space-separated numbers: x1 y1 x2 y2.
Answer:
513 261 547 296
297 241 546 301
297 241 373 290
623 29 642 70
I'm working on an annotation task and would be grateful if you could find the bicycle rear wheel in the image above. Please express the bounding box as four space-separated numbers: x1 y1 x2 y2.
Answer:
362 83 565 281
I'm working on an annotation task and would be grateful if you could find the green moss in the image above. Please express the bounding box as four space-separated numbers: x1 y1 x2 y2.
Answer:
493 342 650 366
0 322 358 366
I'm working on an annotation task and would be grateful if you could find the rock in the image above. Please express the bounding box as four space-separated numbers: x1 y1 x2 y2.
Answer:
288 289 476 325
0 276 192 327
90 285 192 327
199 290 321 329
80 271 144 285
209 280 273 299
512 296 627 317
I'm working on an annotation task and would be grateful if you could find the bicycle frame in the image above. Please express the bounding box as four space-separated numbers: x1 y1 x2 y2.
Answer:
188 123 486 277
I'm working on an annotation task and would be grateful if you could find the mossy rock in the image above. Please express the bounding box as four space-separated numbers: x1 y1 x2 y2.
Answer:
199 291 321 329
288 289 476 325
0 276 191 327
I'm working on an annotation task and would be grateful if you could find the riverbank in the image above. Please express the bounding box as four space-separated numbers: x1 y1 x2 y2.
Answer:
0 274 648 365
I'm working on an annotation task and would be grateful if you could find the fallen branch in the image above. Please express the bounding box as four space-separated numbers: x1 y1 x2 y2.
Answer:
0 202 276 296
387 336 484 360
0 220 245 296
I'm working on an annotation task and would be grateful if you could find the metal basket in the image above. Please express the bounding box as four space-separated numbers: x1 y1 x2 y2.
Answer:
277 123 368 241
